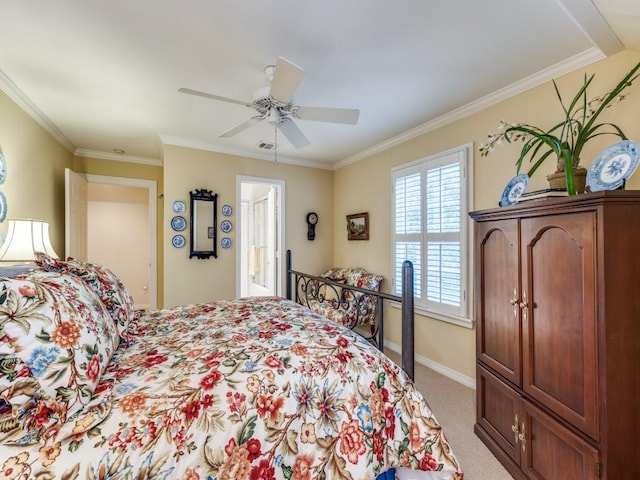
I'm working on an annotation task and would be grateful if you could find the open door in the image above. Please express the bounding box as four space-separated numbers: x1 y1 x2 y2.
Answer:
65 170 158 310
237 176 285 298
65 168 88 260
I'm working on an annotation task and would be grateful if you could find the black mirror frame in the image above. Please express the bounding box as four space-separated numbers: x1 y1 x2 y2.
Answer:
189 189 218 259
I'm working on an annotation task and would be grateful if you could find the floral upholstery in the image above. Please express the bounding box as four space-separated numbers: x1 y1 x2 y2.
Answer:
304 267 384 328
0 269 118 445
0 294 463 479
35 252 135 339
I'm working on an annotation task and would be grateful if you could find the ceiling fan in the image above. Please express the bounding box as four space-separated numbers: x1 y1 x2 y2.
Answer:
179 57 360 149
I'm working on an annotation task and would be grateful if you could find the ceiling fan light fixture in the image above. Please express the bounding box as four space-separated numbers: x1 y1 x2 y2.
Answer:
268 108 281 125
263 65 276 82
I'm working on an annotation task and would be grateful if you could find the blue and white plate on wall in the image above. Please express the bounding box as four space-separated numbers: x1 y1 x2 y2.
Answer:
222 204 232 216
172 234 185 248
499 173 529 207
0 192 6 222
0 153 6 185
220 220 232 233
171 215 187 232
172 200 186 213
221 237 232 249
587 140 639 191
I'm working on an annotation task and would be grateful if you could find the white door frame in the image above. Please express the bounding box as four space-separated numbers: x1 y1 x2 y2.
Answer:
85 174 158 310
236 175 285 298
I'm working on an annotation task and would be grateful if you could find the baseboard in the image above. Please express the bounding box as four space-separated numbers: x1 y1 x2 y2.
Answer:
384 339 476 390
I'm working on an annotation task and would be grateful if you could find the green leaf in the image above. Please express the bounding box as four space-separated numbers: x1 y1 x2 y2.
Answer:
281 464 293 480
400 417 409 435
56 386 76 402
238 414 257 445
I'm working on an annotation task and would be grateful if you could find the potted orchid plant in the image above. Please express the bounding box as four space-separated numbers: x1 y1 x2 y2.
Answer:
479 61 640 195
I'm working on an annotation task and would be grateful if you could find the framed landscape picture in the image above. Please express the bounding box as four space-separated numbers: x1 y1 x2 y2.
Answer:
347 212 369 240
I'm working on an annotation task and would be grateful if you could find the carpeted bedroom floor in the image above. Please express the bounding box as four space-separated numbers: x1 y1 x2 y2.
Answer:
385 350 513 480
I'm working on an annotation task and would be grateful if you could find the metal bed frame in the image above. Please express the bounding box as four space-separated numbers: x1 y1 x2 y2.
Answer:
285 249 416 380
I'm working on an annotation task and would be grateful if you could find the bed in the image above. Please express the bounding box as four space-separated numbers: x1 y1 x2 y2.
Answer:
0 253 463 480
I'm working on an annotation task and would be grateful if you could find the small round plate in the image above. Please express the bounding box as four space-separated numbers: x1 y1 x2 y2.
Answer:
172 200 186 213
221 237 232 249
587 140 639 191
171 215 186 232
220 220 232 233
499 173 529 207
172 234 185 248
0 192 6 222
0 153 6 185
222 204 232 216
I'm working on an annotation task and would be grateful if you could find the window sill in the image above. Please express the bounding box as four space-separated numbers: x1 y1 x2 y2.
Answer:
390 302 474 329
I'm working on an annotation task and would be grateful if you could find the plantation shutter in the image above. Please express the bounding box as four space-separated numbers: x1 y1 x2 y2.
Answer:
394 168 422 298
392 146 469 322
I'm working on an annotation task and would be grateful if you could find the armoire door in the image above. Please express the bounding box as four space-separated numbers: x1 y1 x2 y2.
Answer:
520 211 598 440
522 400 600 480
475 219 522 386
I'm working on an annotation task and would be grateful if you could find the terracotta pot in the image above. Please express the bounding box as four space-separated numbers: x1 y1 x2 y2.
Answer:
546 166 587 194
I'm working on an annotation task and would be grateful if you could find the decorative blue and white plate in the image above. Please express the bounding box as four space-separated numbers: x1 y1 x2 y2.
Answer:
0 192 6 222
0 153 6 185
221 237 232 249
171 215 186 231
172 200 186 213
587 140 639 192
220 220 232 233
172 234 185 248
222 204 232 216
499 173 529 207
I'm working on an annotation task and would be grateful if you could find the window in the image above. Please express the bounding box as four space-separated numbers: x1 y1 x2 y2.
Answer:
392 143 473 326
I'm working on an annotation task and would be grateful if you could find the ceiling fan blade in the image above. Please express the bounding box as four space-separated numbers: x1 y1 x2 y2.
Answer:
269 57 304 104
179 87 251 107
218 116 265 138
277 118 310 149
295 105 360 125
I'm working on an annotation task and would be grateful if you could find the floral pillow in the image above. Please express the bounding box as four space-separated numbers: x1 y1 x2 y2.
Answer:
35 253 134 339
321 267 383 291
313 267 383 327
0 270 117 445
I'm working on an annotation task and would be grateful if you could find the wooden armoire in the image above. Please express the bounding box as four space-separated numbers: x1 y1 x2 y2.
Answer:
470 191 640 480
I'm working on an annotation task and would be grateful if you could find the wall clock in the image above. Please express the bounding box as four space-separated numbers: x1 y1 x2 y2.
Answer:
306 212 318 240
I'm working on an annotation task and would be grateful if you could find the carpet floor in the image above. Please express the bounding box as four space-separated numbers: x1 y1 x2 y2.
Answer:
385 350 513 480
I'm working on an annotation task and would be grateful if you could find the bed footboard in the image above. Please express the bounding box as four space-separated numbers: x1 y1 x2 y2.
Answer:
286 250 415 380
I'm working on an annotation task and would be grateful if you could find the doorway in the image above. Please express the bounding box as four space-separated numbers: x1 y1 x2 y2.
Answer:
236 176 285 298
65 169 157 309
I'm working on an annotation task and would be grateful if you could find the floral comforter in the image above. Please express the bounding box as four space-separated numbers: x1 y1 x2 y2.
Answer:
1 295 462 480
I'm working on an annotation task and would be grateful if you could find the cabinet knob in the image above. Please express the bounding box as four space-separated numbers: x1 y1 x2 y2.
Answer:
510 287 519 318
518 422 526 453
511 413 519 444
519 290 528 322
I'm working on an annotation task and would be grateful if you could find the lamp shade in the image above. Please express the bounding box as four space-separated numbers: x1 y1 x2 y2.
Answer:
0 219 59 263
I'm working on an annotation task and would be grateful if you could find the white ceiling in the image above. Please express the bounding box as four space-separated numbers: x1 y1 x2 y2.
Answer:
1 0 639 169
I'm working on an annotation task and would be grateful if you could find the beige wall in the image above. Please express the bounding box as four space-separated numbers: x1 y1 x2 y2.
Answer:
162 145 334 307
87 184 151 308
0 91 73 252
333 50 640 380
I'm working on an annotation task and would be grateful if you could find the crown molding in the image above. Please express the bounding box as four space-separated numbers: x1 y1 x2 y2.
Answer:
0 68 75 153
74 149 163 167
334 48 606 170
159 134 332 170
